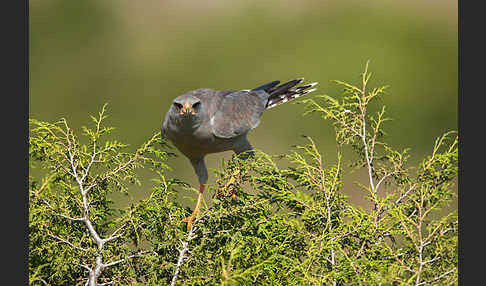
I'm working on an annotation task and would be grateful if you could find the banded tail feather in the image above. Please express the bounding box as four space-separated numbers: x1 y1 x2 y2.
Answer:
264 79 318 109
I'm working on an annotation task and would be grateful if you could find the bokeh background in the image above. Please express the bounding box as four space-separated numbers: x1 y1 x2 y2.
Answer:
29 0 457 209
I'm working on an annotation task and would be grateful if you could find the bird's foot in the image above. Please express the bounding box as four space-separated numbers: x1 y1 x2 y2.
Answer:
217 170 240 199
215 191 237 200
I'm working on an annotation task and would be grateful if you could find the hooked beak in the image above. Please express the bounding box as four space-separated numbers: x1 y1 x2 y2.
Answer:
180 102 193 116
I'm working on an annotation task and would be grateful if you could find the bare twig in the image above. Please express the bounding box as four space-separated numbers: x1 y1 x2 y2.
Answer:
42 198 85 222
79 264 92 272
102 224 127 245
358 62 377 204
103 251 148 268
83 154 139 194
395 183 418 205
415 267 456 286
376 182 418 221
374 171 395 194
171 218 200 286
48 233 87 251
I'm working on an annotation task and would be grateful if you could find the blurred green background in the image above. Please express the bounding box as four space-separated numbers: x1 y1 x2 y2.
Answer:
29 0 457 209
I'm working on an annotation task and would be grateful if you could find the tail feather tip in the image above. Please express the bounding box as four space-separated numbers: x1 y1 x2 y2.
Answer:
303 88 317 94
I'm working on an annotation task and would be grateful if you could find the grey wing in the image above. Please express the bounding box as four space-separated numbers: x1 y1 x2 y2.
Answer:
211 90 269 139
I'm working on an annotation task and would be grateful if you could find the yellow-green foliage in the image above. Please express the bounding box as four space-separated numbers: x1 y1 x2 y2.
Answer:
29 65 457 285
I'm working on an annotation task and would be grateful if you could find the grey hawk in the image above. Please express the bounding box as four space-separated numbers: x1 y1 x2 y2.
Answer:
161 78 317 229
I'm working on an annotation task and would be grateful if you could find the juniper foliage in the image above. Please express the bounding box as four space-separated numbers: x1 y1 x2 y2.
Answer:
29 64 457 285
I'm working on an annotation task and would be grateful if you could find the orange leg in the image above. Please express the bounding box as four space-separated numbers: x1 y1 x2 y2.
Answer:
184 184 205 231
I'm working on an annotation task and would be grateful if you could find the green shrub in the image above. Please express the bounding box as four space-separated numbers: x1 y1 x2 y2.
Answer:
29 63 457 285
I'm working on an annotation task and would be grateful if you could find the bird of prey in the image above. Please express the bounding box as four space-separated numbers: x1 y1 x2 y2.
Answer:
161 78 318 229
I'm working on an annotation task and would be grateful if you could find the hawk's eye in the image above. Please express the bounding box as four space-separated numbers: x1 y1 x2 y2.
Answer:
192 101 201 109
173 102 183 110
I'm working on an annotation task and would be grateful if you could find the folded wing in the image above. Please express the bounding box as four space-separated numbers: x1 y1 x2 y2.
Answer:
210 90 268 139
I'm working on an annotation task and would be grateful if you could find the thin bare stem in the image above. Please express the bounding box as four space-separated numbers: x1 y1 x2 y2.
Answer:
48 233 87 252
415 268 456 286
171 218 200 286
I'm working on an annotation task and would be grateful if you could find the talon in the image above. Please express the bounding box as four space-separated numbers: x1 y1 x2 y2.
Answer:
226 175 237 187
217 169 241 198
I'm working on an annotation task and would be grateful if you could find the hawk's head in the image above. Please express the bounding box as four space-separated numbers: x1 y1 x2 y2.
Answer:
168 94 205 130
172 94 202 117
